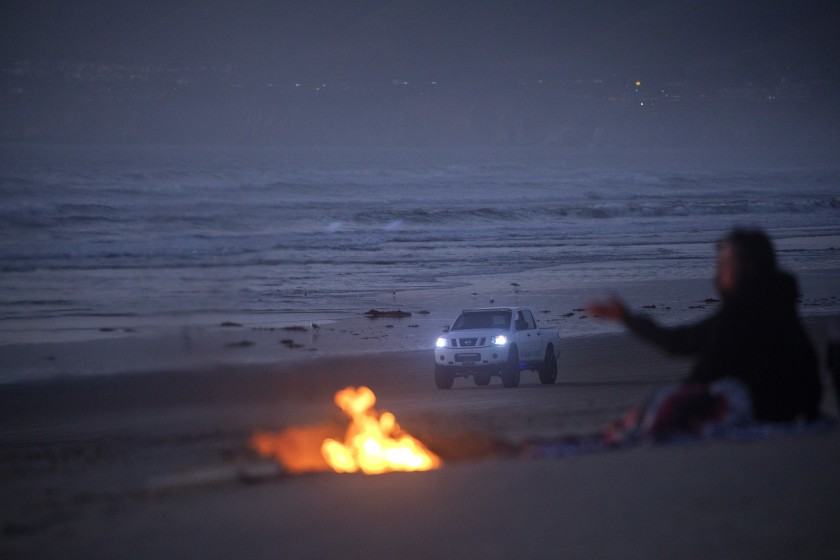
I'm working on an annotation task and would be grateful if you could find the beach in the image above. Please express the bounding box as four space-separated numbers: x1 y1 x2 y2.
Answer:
3 316 840 559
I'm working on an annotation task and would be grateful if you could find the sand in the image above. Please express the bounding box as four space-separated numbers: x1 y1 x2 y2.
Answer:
2 319 840 559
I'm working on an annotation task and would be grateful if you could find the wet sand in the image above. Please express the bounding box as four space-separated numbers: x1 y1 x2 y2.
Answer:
2 326 840 559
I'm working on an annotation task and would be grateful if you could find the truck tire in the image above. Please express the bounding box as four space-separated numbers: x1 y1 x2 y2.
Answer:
501 347 521 388
539 347 558 384
474 373 491 386
434 365 455 389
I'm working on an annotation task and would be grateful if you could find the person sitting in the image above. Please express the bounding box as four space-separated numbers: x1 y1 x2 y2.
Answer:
588 228 822 441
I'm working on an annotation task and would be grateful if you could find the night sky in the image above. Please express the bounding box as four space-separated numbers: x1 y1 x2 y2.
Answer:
1 0 838 145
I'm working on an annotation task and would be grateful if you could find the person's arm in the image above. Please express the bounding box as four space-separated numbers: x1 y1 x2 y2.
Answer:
588 296 709 356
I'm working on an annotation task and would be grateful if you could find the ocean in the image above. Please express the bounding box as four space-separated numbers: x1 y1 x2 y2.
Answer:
2 144 839 345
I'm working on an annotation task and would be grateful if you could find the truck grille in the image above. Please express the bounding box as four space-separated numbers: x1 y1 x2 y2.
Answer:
454 337 485 347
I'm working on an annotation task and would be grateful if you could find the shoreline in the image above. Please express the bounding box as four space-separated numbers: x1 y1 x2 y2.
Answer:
3 260 838 347
2 302 838 386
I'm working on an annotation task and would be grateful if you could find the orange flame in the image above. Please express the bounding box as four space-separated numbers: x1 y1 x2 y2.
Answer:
250 386 441 475
321 386 441 474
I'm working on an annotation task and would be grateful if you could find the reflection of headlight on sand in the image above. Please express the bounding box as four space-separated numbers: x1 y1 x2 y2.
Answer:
436 337 447 348
491 335 508 346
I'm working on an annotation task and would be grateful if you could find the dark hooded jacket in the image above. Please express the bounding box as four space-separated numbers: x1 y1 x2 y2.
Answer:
623 271 821 422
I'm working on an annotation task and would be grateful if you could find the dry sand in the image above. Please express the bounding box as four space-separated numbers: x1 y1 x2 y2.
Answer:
2 325 840 559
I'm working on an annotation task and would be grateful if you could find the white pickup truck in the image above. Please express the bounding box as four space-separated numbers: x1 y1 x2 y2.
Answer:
434 307 560 389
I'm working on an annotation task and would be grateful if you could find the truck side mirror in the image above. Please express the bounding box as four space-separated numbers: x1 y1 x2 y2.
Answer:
443 325 450 333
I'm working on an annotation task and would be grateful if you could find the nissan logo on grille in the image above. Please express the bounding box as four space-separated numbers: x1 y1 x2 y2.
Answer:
459 338 477 346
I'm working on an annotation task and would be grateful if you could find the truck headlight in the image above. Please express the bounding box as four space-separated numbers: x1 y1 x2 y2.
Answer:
436 337 447 348
491 334 508 346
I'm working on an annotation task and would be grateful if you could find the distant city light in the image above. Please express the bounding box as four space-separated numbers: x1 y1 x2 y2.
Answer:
635 80 641 86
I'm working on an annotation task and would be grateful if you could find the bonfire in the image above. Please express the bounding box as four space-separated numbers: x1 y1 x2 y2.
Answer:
251 386 441 475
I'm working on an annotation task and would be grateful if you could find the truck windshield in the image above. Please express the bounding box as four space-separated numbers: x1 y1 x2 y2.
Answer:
452 311 512 331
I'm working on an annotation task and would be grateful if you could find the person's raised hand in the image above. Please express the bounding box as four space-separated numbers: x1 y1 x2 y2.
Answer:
586 296 627 322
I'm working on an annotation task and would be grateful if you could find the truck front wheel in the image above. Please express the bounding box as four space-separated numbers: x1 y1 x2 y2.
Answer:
434 365 455 390
501 347 521 388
